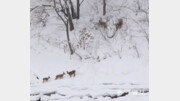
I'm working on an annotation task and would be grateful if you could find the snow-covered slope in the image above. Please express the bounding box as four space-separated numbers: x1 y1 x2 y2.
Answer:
30 0 149 100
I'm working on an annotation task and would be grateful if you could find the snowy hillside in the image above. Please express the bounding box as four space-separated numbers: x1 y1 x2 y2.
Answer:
30 0 149 101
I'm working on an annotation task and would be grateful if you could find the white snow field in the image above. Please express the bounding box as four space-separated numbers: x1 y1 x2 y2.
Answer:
30 52 148 101
30 0 149 100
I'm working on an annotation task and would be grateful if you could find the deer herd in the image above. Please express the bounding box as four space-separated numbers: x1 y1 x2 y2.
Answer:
42 70 76 83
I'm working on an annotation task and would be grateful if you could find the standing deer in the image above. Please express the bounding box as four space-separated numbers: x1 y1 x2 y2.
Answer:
43 76 50 83
67 70 76 77
55 72 65 80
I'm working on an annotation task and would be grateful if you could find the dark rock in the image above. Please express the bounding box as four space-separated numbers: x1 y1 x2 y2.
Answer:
120 92 129 97
43 91 56 96
37 98 41 101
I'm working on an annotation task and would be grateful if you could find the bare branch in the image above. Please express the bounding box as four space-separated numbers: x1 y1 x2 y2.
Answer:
80 0 85 6
59 0 68 17
30 6 39 12
53 0 67 25
30 5 53 12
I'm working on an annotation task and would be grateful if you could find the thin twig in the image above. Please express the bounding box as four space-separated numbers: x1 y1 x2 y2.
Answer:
54 0 67 25
80 0 85 6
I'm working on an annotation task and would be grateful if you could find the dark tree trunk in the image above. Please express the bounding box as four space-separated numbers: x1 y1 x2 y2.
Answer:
66 21 74 55
69 0 77 19
103 0 106 16
54 0 74 55
65 2 74 31
77 0 80 19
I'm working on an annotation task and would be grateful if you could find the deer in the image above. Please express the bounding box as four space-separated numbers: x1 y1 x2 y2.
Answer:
67 70 76 77
115 19 123 31
43 76 50 83
55 72 65 80
98 19 107 28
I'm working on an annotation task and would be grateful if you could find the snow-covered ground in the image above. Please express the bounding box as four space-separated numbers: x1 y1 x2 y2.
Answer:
30 0 149 100
31 92 148 101
30 52 148 101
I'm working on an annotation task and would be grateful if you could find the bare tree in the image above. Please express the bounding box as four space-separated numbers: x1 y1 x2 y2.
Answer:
76 0 85 19
69 0 77 19
59 0 68 17
103 0 106 16
54 0 74 55
64 0 74 31
77 0 80 19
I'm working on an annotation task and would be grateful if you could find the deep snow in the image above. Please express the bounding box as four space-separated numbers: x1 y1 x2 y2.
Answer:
30 0 149 100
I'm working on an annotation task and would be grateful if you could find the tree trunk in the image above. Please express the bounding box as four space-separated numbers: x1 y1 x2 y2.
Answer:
65 4 74 31
69 0 77 19
66 21 74 55
54 0 74 55
103 0 106 16
77 0 80 19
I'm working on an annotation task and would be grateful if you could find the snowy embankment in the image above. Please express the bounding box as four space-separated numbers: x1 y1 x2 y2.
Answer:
30 0 149 100
30 52 148 101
